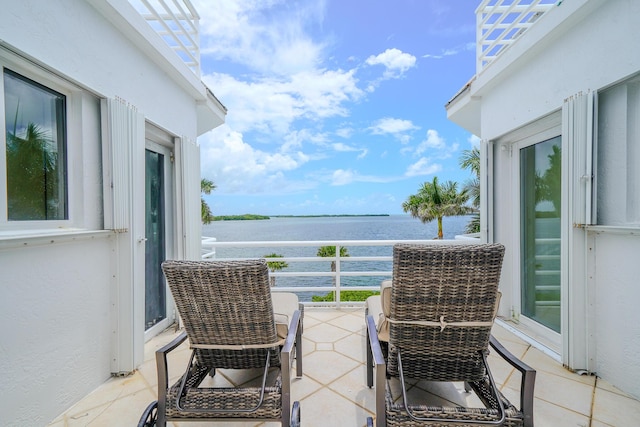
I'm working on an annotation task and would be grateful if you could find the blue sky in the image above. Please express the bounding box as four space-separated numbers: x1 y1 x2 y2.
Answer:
194 0 480 216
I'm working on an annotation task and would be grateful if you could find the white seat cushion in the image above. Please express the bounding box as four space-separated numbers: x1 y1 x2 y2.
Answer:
271 292 299 340
365 279 392 342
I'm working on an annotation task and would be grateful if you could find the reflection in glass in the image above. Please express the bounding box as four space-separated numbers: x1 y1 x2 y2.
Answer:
520 136 561 332
4 69 67 220
145 150 166 330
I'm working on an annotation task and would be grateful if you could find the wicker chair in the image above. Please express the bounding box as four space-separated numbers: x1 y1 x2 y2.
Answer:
145 259 303 426
365 243 536 427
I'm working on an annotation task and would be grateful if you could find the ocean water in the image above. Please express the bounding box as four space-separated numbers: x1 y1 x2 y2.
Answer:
203 214 472 243
201 214 475 301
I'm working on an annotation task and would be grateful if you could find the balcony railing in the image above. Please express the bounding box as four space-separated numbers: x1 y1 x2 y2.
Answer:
129 0 200 76
200 238 478 306
476 0 556 72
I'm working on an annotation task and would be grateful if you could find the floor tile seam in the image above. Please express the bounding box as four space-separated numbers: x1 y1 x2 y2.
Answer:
594 377 639 400
588 376 598 426
324 319 368 335
64 374 152 419
533 393 594 419
135 366 158 393
322 363 374 406
303 311 349 322
300 369 376 416
534 367 598 389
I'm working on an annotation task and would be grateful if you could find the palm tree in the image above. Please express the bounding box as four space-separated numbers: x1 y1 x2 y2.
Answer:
6 121 59 220
459 147 480 233
317 245 350 297
201 178 216 224
264 253 289 287
402 176 475 239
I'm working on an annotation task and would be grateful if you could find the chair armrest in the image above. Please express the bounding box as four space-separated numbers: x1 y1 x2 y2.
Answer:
156 331 188 392
366 314 386 427
489 335 536 427
280 310 302 380
366 314 385 368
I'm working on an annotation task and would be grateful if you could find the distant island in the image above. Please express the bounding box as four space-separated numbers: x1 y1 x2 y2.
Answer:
212 214 389 221
212 214 270 221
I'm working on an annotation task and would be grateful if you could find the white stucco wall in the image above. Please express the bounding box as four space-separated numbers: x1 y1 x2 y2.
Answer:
589 230 640 399
0 1 213 425
477 0 640 142
448 0 640 399
1 0 199 140
0 234 113 426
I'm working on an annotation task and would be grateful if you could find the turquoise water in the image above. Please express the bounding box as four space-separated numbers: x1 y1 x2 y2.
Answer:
201 214 475 301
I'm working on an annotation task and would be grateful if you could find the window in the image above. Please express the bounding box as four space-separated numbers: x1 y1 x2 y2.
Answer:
3 69 67 221
596 74 640 226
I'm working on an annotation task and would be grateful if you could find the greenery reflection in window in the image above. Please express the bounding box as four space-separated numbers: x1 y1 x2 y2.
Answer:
4 69 67 220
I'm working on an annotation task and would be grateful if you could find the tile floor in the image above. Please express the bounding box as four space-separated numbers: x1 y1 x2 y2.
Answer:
48 307 640 427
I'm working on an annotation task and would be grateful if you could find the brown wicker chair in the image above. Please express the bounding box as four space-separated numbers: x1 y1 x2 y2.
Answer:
365 243 536 427
151 259 303 426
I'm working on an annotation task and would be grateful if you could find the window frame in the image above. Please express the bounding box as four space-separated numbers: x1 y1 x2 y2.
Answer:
0 48 85 233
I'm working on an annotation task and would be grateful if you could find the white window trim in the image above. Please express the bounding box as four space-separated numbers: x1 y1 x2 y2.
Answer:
0 46 93 236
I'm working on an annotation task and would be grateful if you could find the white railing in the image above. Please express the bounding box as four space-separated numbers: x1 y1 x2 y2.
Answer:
200 239 477 307
129 0 201 76
476 0 556 72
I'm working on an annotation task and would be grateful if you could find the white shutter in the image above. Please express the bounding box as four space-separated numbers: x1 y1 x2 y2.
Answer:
101 97 145 374
176 136 201 260
102 97 144 231
561 91 595 372
562 91 595 226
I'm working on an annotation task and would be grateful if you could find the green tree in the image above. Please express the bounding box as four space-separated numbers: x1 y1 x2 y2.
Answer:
201 178 216 224
317 245 350 298
459 147 480 233
264 253 289 287
402 176 475 239
538 145 562 215
6 122 60 220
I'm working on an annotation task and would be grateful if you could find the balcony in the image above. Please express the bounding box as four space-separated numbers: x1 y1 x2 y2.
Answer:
129 0 200 77
45 239 640 425
47 306 640 426
476 0 556 72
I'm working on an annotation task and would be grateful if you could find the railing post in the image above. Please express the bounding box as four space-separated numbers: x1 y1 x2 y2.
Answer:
335 245 341 308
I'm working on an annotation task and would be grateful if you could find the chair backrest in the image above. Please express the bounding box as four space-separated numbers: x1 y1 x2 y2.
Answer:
161 259 280 369
387 243 505 382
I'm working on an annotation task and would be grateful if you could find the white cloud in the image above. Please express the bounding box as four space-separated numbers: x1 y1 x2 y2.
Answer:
415 129 446 154
332 142 358 152
357 149 368 160
332 169 355 185
194 0 328 75
329 168 397 186
366 48 417 78
335 127 354 138
370 117 419 135
200 125 315 194
423 42 475 59
203 69 363 136
468 134 481 147
405 157 442 177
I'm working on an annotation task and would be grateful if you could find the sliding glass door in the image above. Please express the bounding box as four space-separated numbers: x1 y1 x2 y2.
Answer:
520 136 561 333
144 138 174 339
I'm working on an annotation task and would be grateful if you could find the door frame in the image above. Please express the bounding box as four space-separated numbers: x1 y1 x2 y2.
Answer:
143 129 176 342
502 115 563 353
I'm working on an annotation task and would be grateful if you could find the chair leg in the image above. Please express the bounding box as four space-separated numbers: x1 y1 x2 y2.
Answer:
137 401 158 427
296 317 303 378
366 307 374 388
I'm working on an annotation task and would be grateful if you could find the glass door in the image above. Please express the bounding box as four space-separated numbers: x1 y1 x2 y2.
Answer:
520 136 562 333
145 148 166 331
144 140 174 338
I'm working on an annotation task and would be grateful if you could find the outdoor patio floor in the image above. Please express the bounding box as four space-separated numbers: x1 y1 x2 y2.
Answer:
48 307 640 427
